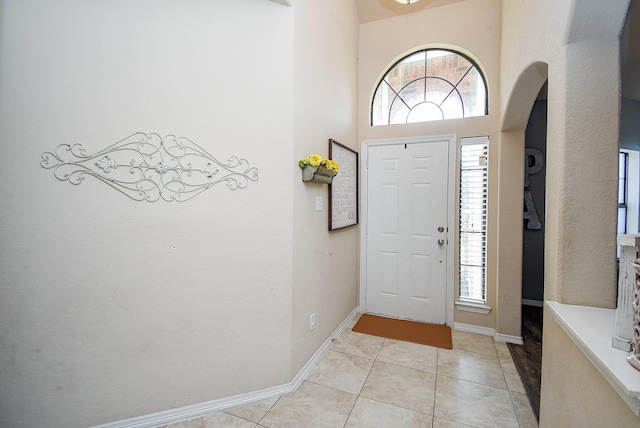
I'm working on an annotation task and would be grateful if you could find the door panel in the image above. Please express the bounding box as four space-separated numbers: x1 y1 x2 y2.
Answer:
366 141 448 324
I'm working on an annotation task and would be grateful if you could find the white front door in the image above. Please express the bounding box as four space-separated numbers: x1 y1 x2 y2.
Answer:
365 141 449 324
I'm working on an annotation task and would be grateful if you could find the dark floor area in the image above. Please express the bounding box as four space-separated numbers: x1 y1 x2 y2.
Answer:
507 305 543 421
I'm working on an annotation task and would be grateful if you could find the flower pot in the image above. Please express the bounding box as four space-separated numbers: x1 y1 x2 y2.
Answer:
301 165 337 184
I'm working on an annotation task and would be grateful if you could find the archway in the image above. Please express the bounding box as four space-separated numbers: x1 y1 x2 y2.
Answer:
502 62 548 133
498 62 549 420
495 62 548 340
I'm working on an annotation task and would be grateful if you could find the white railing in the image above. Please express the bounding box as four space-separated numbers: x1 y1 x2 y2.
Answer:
630 258 640 370
616 234 640 371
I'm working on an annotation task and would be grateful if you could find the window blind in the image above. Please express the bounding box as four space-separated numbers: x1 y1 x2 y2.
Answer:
459 138 488 303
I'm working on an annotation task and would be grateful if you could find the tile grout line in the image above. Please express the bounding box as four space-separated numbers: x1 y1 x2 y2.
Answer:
498 339 536 427
355 336 386 396
433 348 441 425
497 338 527 428
340 336 387 427
253 396 280 427
436 372 512 392
235 327 534 428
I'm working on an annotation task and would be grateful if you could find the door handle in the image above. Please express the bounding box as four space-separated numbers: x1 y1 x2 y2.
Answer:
438 239 445 246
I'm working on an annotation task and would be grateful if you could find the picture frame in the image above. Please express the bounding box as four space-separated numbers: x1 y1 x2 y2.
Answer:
328 139 358 231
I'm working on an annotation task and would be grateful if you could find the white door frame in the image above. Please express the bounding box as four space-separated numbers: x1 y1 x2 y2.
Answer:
359 134 456 327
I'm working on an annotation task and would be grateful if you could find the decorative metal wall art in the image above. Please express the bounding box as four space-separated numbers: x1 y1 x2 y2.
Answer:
41 133 259 202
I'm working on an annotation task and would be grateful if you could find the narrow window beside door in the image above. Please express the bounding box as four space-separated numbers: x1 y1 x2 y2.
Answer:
459 138 488 304
619 151 629 235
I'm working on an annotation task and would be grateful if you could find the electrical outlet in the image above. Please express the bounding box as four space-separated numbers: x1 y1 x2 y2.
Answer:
310 313 316 331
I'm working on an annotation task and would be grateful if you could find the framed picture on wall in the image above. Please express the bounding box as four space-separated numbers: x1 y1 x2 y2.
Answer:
328 139 358 231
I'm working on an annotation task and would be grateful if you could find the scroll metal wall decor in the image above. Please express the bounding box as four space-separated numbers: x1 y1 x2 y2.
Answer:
41 132 259 202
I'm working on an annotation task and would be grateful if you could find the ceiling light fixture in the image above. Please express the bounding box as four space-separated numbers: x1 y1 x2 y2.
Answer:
395 0 419 4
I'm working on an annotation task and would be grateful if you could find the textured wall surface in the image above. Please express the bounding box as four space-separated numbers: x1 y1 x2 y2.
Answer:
501 0 636 425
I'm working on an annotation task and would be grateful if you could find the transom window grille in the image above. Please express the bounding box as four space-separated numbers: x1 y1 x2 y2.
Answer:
459 137 488 303
371 49 488 126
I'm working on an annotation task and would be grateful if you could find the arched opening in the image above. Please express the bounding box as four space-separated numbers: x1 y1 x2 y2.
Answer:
499 61 549 421
501 63 548 132
496 62 548 336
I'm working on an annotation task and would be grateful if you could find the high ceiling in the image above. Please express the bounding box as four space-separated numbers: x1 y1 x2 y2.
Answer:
356 0 639 101
355 0 464 24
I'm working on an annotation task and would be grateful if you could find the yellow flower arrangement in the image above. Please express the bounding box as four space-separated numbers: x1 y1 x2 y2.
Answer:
308 154 323 167
298 154 339 174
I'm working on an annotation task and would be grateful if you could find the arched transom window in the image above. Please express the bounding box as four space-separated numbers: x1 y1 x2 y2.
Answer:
371 49 488 126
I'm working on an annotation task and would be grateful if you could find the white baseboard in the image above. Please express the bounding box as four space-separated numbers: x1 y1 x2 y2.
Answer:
522 299 544 307
454 322 524 345
454 322 495 337
289 306 359 390
93 307 360 428
494 333 524 345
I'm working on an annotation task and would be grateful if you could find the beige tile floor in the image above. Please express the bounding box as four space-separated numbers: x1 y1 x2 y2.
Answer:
164 315 538 428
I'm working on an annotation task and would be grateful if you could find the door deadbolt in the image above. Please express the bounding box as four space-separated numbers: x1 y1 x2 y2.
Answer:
437 226 445 233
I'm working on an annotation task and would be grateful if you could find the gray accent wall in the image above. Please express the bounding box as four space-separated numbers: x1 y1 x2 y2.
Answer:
522 99 547 303
621 97 640 151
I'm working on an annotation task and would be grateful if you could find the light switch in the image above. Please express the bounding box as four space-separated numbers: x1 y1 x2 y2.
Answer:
315 196 323 211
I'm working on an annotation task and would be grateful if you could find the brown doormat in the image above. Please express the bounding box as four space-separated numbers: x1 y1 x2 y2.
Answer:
352 313 452 349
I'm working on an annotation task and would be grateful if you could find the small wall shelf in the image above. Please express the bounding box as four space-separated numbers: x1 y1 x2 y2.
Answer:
301 165 336 184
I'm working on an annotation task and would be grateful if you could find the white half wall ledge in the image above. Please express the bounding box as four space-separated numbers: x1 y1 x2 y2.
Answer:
546 300 640 417
268 0 292 6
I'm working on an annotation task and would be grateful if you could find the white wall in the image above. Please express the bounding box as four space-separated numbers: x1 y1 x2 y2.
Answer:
0 1 294 427
291 0 360 372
